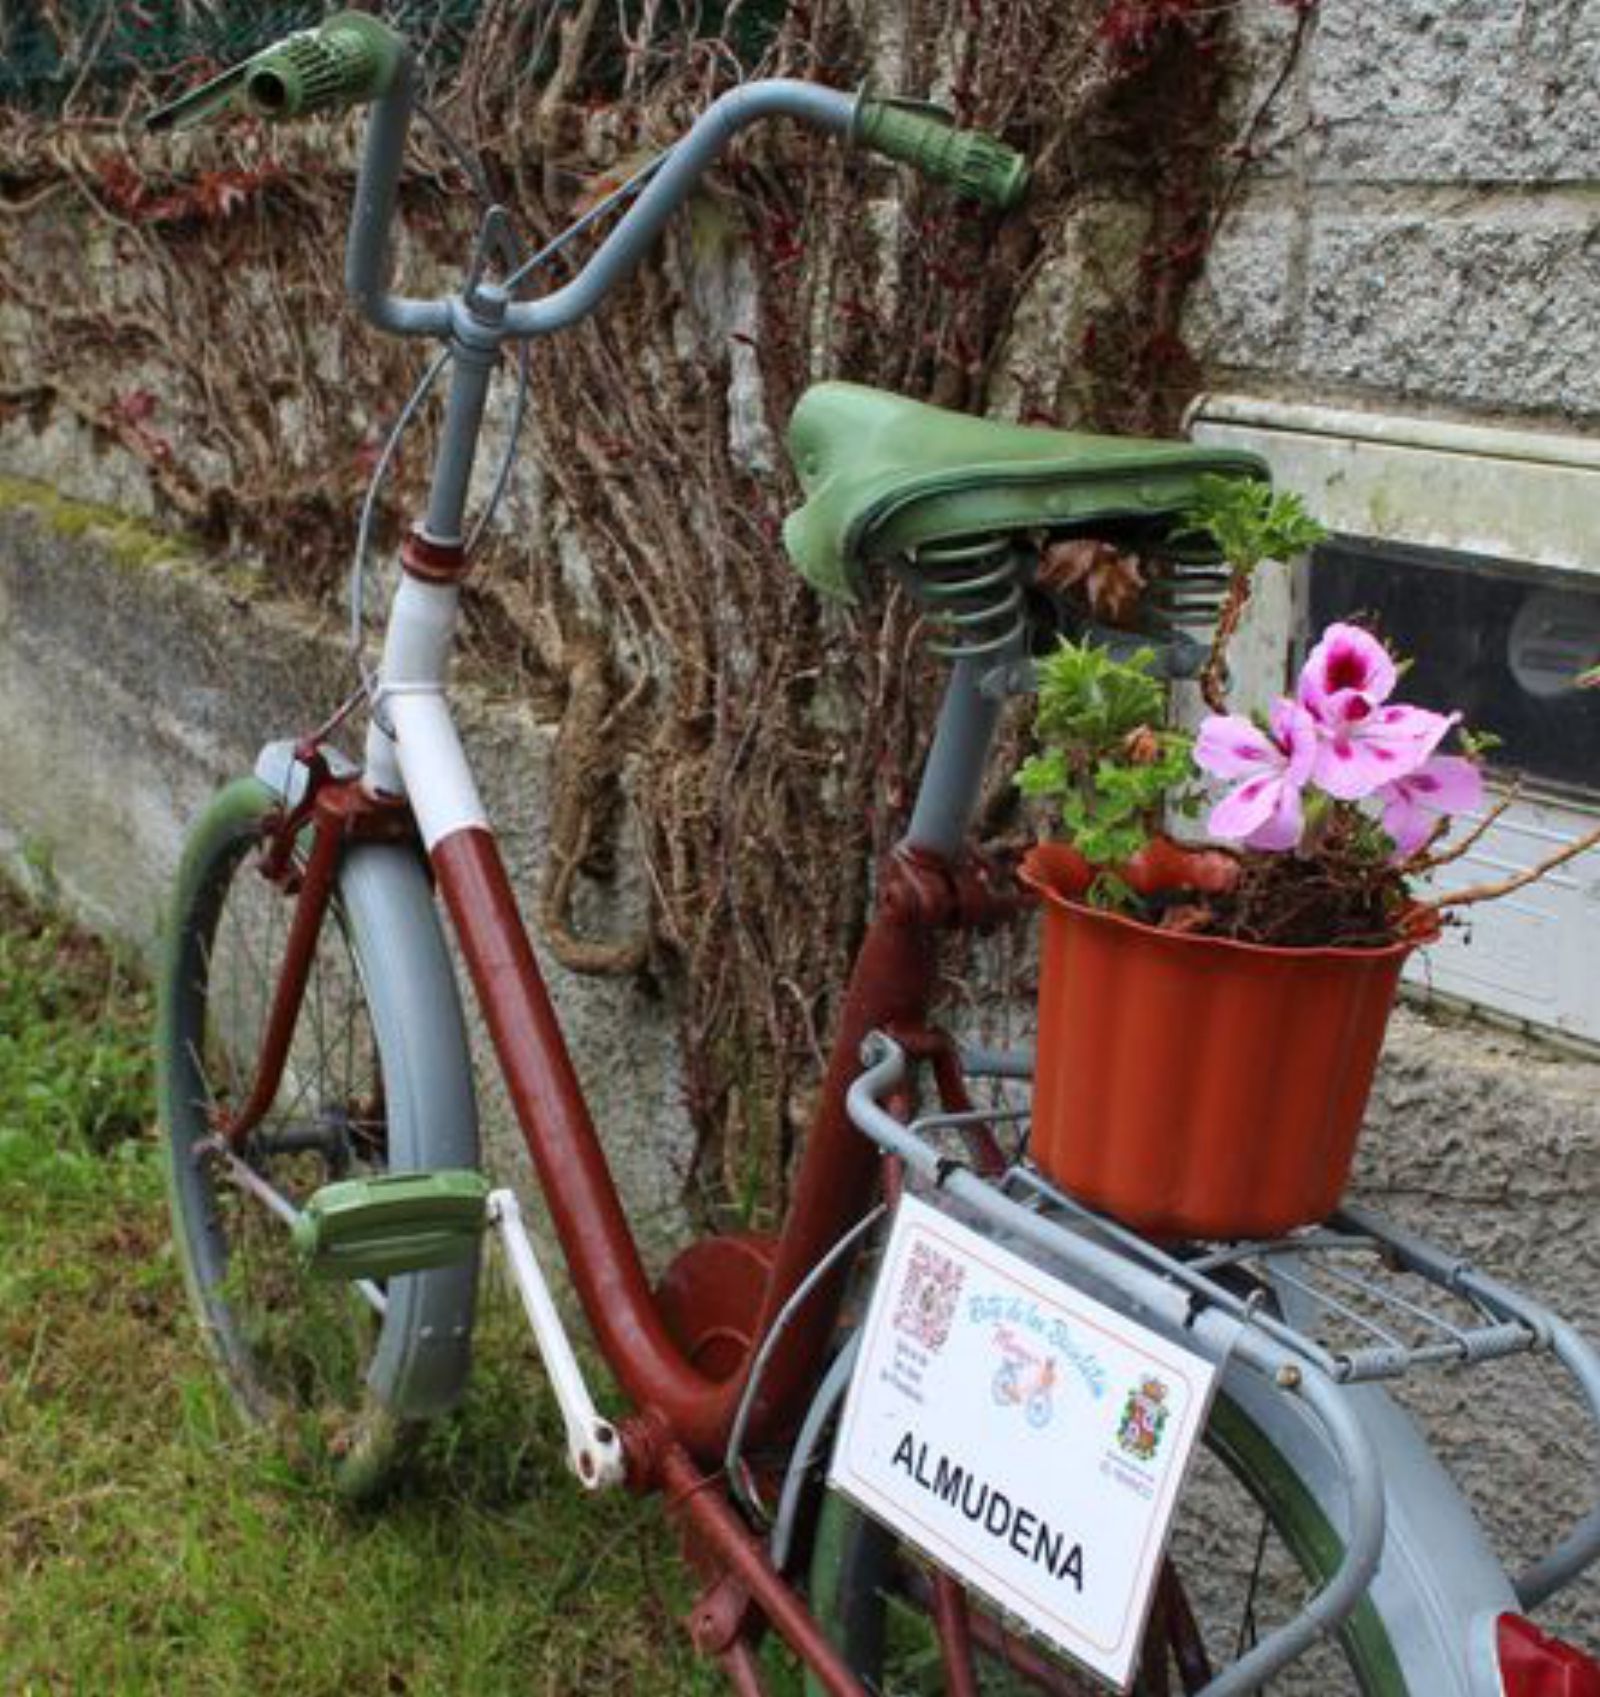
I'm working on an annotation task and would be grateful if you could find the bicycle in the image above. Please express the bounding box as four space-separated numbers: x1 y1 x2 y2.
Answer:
991 1330 1057 1430
148 15 1600 1694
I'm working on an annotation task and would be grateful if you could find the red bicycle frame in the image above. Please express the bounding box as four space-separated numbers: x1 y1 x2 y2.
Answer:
220 713 1018 1692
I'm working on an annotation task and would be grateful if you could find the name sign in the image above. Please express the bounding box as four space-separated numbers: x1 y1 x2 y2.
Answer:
829 1193 1217 1690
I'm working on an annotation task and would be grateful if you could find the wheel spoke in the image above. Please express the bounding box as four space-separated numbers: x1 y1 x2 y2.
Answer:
891 1557 1102 1694
167 804 393 1422
808 1392 1407 1696
1232 1511 1272 1663
159 784 475 1495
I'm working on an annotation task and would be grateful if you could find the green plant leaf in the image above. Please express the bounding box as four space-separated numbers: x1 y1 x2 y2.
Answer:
1019 639 1194 868
1176 475 1327 572
1086 872 1138 912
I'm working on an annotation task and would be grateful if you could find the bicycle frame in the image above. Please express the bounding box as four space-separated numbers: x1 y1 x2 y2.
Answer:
176 36 1600 1694
222 595 1016 1697
232 634 1017 1456
205 52 1031 1693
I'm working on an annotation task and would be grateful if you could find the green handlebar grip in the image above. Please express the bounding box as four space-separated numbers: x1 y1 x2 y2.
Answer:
242 11 403 121
855 95 1029 210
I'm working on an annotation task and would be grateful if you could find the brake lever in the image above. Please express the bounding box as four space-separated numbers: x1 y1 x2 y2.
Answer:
145 59 256 133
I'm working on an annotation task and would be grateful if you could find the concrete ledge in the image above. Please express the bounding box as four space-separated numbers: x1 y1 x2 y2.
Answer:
0 485 694 1255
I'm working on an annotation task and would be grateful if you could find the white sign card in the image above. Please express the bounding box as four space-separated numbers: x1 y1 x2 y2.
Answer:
829 1193 1218 1690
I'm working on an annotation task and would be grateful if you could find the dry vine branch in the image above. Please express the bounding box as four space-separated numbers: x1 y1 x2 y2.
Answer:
1431 821 1600 914
1404 782 1522 875
0 0 1304 1222
1199 571 1252 714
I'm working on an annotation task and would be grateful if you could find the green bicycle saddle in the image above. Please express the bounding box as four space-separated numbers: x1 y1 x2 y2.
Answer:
782 382 1269 602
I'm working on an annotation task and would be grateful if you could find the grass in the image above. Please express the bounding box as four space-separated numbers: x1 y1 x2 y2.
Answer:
0 879 731 1695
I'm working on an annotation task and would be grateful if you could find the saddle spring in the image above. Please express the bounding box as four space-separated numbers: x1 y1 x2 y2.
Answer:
1142 544 1231 636
899 533 1028 659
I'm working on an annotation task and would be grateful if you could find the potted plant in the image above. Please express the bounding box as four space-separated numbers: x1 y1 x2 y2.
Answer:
1017 480 1600 1241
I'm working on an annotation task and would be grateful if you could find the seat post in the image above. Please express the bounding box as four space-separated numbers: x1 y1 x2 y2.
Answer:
904 639 1022 859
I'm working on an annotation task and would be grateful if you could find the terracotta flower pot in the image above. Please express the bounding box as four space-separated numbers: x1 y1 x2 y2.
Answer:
1019 840 1417 1241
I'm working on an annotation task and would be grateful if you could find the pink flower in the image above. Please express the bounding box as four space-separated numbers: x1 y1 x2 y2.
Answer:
1376 755 1485 856
1309 698 1457 800
1195 699 1318 851
1298 622 1398 721
1293 622 1455 799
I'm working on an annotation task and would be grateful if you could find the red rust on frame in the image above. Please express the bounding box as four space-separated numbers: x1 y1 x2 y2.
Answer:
655 1439 867 1697
220 809 343 1149
931 1571 982 1697
432 824 722 1440
655 1233 778 1381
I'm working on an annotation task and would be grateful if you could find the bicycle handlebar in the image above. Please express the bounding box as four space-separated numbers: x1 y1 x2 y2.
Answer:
145 11 401 133
501 80 856 340
147 17 1031 343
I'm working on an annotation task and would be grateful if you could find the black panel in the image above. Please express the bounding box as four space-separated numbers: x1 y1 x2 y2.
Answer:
1307 537 1600 797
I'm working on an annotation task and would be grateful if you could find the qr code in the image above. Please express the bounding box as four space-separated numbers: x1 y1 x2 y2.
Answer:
893 1241 966 1353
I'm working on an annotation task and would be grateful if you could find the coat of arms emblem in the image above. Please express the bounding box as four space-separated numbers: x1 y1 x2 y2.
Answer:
1115 1375 1170 1462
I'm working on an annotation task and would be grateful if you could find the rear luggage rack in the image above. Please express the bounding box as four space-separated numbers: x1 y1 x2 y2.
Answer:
1002 1170 1545 1387
845 1032 1600 1648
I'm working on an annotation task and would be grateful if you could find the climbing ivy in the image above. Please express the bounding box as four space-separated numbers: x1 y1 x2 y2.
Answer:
0 1 1315 1223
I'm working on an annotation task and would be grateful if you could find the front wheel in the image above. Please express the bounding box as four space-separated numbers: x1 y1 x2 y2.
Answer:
157 778 480 1493
808 1390 1415 1694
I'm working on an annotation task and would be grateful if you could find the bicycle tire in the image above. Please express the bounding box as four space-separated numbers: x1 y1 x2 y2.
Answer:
807 1388 1412 1695
157 776 480 1494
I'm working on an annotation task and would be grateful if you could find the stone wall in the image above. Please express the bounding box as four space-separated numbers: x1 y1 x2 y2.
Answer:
0 485 694 1258
1182 2 1600 1649
1187 0 1600 428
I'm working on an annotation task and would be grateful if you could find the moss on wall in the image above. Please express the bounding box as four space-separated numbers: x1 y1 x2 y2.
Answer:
0 475 195 574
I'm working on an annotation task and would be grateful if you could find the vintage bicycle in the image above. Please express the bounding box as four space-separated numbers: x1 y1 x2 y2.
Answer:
149 15 1600 1693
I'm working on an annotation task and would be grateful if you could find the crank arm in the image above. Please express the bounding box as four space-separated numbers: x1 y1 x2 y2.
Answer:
487 1189 627 1490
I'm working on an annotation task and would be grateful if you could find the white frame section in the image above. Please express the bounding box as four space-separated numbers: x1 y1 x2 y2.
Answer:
362 576 489 850
1187 394 1600 1047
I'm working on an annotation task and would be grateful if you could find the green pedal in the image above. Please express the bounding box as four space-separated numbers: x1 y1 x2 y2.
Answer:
293 1169 491 1281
